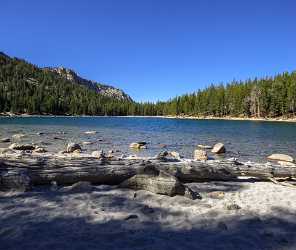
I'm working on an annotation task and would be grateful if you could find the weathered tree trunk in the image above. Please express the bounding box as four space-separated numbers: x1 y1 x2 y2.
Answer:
1 155 296 191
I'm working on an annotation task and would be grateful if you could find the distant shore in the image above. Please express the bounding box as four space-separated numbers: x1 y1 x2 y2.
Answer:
1 112 296 123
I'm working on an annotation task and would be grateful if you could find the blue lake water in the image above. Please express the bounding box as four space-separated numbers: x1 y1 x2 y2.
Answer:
0 116 295 162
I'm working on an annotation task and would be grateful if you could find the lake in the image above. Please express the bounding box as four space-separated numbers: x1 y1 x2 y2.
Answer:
0 116 295 162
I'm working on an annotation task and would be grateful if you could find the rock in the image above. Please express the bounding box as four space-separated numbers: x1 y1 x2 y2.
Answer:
73 149 81 154
66 181 93 193
169 151 181 160
53 136 64 140
119 165 201 200
194 149 208 161
267 154 294 163
208 191 225 199
227 203 241 210
277 161 296 167
129 142 147 149
8 143 36 151
82 141 94 145
156 151 169 159
211 143 226 154
84 131 97 135
37 132 45 136
33 147 47 153
197 144 212 149
124 214 138 220
158 144 167 148
66 143 82 153
92 150 105 158
0 138 11 143
12 134 26 140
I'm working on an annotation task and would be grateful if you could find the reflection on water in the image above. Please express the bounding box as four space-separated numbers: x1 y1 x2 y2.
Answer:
0 117 295 162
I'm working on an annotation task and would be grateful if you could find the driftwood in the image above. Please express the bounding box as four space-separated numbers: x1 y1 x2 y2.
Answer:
1 154 296 192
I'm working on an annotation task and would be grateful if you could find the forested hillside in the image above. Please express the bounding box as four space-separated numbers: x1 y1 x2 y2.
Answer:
153 72 296 118
0 52 135 115
0 52 295 118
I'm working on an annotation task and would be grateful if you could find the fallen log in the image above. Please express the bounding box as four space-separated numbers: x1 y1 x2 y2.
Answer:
1 154 296 192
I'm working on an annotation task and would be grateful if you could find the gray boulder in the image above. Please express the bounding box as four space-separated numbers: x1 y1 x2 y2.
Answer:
119 165 201 200
211 143 226 154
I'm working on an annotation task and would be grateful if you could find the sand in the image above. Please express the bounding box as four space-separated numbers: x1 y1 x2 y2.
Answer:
1 181 296 250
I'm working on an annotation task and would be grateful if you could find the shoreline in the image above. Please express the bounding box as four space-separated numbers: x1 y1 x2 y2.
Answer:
1 112 296 123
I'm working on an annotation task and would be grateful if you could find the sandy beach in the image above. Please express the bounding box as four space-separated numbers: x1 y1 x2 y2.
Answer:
1 180 296 250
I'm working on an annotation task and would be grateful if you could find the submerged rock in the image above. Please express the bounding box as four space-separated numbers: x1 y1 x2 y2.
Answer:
12 134 26 140
66 143 82 153
267 154 294 163
211 143 226 154
0 138 11 143
194 149 208 161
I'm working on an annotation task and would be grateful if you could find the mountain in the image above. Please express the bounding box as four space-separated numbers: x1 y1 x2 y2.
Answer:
44 67 132 102
0 52 136 115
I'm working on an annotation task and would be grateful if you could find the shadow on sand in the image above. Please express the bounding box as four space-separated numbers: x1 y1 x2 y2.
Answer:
1 185 296 250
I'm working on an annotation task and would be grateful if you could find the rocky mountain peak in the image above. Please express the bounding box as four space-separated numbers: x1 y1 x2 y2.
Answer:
44 67 133 102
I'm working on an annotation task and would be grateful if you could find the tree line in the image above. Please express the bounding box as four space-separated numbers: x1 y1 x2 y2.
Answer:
1 52 296 118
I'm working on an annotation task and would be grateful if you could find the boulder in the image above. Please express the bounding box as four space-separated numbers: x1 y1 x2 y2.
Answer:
8 143 36 151
156 151 169 159
267 154 294 163
0 138 11 143
211 143 226 154
119 165 201 200
169 151 181 160
12 134 26 140
92 150 105 158
66 143 82 153
129 142 147 149
197 144 212 149
194 149 208 161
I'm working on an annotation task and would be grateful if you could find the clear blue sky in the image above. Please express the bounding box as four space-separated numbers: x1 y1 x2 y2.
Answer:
1 0 296 102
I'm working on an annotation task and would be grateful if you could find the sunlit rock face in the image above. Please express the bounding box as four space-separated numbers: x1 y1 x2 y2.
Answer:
45 67 133 102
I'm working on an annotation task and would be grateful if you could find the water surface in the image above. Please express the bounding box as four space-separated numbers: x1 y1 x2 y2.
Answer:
0 117 295 162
